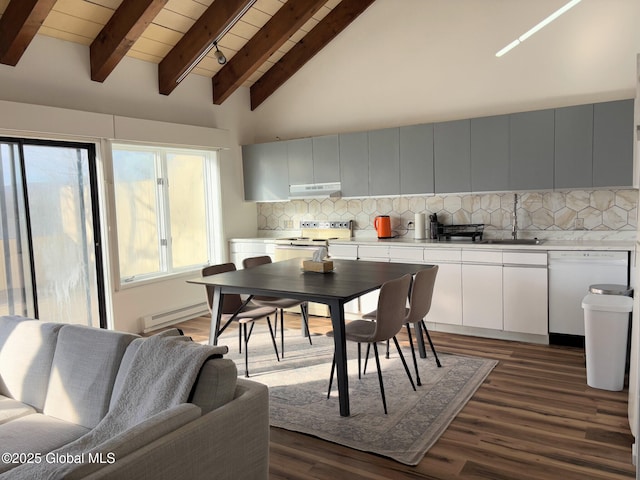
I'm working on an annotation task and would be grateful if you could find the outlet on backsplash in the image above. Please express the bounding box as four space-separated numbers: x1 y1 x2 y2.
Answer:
283 219 294 229
575 218 585 230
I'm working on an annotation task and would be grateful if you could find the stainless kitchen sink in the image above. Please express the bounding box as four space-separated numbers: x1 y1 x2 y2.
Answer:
478 238 543 245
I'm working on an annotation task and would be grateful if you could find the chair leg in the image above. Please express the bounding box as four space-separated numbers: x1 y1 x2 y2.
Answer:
363 343 371 375
238 326 242 354
385 339 390 359
406 323 422 386
357 343 362 379
264 317 280 362
279 309 285 358
301 303 312 345
243 324 249 378
393 336 416 391
327 352 336 399
372 342 388 415
421 320 442 368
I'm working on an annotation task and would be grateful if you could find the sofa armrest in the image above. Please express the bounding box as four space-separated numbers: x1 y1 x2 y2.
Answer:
81 379 269 480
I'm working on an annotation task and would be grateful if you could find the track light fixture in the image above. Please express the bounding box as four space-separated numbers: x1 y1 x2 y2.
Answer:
214 42 227 65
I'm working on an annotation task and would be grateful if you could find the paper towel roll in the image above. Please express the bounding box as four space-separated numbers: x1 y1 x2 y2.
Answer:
414 213 426 240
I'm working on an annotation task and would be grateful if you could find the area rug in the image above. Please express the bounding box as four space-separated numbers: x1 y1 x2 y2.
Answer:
221 328 498 466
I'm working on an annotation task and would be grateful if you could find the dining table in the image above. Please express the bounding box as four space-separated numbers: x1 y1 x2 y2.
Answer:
188 257 430 417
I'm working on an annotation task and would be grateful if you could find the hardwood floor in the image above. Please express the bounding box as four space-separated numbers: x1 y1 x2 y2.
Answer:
173 314 636 480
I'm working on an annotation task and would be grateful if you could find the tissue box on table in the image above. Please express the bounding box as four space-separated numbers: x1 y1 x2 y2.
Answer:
302 260 334 273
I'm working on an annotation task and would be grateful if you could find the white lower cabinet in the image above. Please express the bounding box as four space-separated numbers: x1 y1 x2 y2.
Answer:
462 263 503 330
503 252 548 335
358 245 390 314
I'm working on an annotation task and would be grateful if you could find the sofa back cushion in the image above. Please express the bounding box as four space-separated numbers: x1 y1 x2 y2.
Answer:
43 324 137 428
0 315 62 410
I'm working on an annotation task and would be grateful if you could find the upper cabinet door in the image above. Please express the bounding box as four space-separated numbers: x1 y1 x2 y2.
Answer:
287 138 313 185
312 135 340 183
434 119 471 193
339 131 369 197
509 109 554 190
593 99 634 188
368 128 400 196
554 104 593 189
242 142 289 201
470 115 509 192
399 124 434 195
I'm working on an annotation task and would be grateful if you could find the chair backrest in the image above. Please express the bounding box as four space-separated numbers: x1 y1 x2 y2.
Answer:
371 274 412 343
405 266 439 325
242 255 272 269
202 263 244 314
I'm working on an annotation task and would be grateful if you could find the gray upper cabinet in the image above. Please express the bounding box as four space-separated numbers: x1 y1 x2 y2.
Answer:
287 138 313 185
312 135 340 183
509 109 554 190
242 142 289 201
554 104 593 189
434 119 471 193
339 131 369 197
399 124 434 194
593 99 634 187
368 128 400 196
470 115 509 192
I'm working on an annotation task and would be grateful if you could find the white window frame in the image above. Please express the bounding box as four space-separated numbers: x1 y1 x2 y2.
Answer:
110 142 222 286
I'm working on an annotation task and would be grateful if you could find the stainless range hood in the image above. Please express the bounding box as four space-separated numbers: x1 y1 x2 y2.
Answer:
289 182 341 199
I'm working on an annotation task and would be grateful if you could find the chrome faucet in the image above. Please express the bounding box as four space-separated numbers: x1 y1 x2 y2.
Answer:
512 193 518 240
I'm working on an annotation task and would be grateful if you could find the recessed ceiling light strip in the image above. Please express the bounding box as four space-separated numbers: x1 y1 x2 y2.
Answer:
495 0 583 57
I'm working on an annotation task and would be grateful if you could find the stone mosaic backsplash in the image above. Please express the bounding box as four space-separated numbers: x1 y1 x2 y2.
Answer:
256 189 639 240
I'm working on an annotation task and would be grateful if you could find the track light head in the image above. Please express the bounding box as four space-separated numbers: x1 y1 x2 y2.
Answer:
214 43 227 65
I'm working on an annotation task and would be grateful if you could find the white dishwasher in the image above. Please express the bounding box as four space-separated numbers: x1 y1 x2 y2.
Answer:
548 250 630 344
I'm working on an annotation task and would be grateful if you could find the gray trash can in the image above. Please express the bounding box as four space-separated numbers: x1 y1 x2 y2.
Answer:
582 284 633 391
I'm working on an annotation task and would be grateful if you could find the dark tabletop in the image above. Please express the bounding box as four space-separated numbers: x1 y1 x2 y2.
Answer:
188 258 429 305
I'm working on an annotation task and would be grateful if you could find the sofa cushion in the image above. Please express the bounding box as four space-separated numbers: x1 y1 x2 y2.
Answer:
0 413 90 474
0 315 62 410
190 358 238 414
43 325 137 429
0 395 36 424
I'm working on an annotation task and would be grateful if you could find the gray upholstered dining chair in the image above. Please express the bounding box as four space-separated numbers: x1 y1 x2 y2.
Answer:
327 274 415 414
242 255 312 356
202 263 279 378
362 266 441 386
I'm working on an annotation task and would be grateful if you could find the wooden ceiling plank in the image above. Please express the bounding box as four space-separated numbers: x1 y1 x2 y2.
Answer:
90 0 169 82
0 0 58 65
250 0 375 110
158 0 256 96
212 0 328 105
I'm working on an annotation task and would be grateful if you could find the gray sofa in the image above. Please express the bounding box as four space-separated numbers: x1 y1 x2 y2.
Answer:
0 315 269 479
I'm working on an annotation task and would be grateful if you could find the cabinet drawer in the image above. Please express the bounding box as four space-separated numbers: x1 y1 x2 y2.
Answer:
462 250 502 264
230 241 269 254
389 247 424 261
358 245 389 259
329 244 358 259
503 251 547 266
424 249 461 263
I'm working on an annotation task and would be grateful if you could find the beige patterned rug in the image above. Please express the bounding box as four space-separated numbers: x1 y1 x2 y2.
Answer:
221 328 497 466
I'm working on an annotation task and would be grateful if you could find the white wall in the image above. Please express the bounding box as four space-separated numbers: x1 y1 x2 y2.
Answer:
248 0 640 142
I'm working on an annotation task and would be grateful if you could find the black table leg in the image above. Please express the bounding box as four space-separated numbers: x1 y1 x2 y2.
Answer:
328 300 350 417
415 321 427 359
209 287 223 346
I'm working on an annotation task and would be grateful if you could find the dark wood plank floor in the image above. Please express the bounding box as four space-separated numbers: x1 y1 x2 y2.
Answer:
172 314 636 480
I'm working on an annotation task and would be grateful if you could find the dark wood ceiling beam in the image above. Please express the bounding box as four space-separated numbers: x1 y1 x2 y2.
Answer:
90 0 168 83
212 0 328 105
159 0 254 96
250 0 376 110
0 0 57 65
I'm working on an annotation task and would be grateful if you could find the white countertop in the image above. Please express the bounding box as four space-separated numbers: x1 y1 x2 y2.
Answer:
230 236 635 251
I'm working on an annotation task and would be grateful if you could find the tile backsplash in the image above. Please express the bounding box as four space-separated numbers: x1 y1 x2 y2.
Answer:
257 189 638 240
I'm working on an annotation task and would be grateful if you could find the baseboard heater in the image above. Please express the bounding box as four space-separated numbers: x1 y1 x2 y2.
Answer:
141 302 209 333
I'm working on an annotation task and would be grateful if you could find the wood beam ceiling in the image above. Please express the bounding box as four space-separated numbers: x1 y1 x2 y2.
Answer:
0 0 57 66
212 0 328 105
250 0 376 110
158 0 255 96
90 0 169 83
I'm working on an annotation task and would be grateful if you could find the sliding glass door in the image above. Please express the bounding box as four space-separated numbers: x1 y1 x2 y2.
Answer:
0 138 105 327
